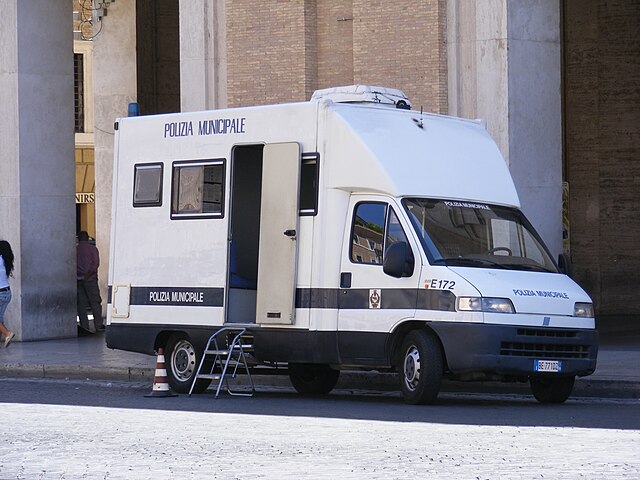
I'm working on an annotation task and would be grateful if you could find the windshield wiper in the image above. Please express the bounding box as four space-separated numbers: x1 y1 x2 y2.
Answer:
432 257 556 273
431 257 507 269
504 263 555 273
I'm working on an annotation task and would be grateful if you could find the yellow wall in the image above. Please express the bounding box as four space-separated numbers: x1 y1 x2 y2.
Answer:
75 147 96 238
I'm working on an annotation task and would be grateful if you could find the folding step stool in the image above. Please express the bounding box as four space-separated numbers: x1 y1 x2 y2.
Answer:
188 327 255 398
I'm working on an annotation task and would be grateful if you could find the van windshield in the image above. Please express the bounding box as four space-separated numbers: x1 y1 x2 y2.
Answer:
403 198 558 273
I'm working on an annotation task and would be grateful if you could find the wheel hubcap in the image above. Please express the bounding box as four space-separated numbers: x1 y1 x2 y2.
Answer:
404 345 421 391
171 340 196 382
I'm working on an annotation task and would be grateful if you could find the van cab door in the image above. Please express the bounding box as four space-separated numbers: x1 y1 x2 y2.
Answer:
337 196 421 365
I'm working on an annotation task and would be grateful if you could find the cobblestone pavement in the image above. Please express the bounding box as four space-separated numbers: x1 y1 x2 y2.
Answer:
1 390 638 480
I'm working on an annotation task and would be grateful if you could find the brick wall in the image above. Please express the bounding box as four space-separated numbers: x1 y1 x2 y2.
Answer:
316 0 354 89
352 0 447 113
227 0 448 112
227 0 312 106
564 0 640 330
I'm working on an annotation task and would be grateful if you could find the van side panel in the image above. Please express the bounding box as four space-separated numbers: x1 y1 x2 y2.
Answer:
107 103 320 355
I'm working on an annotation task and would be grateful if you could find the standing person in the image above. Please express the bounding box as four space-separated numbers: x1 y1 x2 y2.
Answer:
0 240 15 348
77 231 104 333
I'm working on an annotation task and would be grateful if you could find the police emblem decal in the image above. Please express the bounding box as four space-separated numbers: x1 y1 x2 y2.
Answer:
369 289 381 309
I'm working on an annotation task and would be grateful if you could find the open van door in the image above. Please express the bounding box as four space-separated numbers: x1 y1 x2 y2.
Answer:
256 142 301 324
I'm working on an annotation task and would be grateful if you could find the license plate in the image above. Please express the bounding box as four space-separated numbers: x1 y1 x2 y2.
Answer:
534 360 562 373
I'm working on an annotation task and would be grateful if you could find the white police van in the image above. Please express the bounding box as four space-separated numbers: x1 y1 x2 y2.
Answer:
106 85 598 404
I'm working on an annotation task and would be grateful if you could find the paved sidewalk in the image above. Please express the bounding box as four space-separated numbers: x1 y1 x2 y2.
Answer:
0 331 638 399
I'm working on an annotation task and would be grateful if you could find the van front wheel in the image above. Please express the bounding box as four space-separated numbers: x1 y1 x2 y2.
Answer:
399 330 443 405
530 376 575 404
289 364 340 395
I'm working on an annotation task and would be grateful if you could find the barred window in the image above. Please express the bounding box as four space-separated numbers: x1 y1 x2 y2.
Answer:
74 53 85 133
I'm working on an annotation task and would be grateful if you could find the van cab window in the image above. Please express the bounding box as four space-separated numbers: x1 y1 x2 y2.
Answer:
403 198 557 273
171 160 225 219
351 203 385 264
350 202 411 266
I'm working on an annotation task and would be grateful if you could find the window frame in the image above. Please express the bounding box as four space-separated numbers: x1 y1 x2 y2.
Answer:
132 162 164 208
299 152 320 216
349 201 388 265
170 158 226 220
73 41 94 147
349 201 414 267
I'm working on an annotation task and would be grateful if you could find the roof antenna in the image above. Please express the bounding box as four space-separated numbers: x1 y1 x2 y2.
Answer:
413 106 424 129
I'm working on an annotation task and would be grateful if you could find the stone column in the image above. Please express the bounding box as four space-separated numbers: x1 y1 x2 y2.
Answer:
179 0 227 112
448 0 563 256
0 0 76 340
93 1 138 308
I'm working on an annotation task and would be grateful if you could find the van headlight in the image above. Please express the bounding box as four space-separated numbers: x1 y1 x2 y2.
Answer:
457 297 515 314
574 302 594 318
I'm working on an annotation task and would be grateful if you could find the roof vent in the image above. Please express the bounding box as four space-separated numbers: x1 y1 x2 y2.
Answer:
311 85 411 109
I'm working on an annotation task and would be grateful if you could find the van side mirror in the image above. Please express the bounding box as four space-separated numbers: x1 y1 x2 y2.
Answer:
558 253 572 277
383 242 414 278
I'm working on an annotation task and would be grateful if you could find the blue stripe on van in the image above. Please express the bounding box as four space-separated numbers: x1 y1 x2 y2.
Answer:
110 286 455 311
296 288 455 311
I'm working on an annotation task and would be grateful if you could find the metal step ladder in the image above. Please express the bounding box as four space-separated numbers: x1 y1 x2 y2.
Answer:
188 327 255 398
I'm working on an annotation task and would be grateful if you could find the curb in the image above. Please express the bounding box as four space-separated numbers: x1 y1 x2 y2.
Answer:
0 364 155 383
573 378 640 399
1 363 638 399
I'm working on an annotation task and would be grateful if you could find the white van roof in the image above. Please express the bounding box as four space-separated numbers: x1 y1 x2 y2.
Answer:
322 102 520 208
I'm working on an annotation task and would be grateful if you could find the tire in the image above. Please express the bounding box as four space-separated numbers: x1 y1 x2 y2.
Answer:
399 330 443 405
165 334 211 394
530 376 575 404
289 363 340 395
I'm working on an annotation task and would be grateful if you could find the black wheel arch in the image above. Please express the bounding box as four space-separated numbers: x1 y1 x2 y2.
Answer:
154 328 212 354
388 321 449 372
154 330 181 352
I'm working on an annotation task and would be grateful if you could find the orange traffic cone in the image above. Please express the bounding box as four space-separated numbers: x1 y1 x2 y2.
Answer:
145 347 178 397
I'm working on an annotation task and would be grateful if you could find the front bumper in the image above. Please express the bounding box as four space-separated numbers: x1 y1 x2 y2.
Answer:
429 322 598 378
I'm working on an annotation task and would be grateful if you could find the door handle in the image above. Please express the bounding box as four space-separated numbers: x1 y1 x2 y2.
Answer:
283 229 296 237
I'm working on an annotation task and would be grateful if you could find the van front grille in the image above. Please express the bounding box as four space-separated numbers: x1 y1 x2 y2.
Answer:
516 328 577 338
500 342 589 359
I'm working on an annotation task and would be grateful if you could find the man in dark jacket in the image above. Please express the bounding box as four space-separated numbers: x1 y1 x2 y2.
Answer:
77 231 104 333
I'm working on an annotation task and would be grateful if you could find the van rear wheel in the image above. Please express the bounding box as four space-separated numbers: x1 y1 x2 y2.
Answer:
165 334 211 394
530 376 575 404
399 330 443 405
288 363 340 395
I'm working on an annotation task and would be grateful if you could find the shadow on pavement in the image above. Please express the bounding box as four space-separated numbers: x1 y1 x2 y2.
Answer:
1 377 638 431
